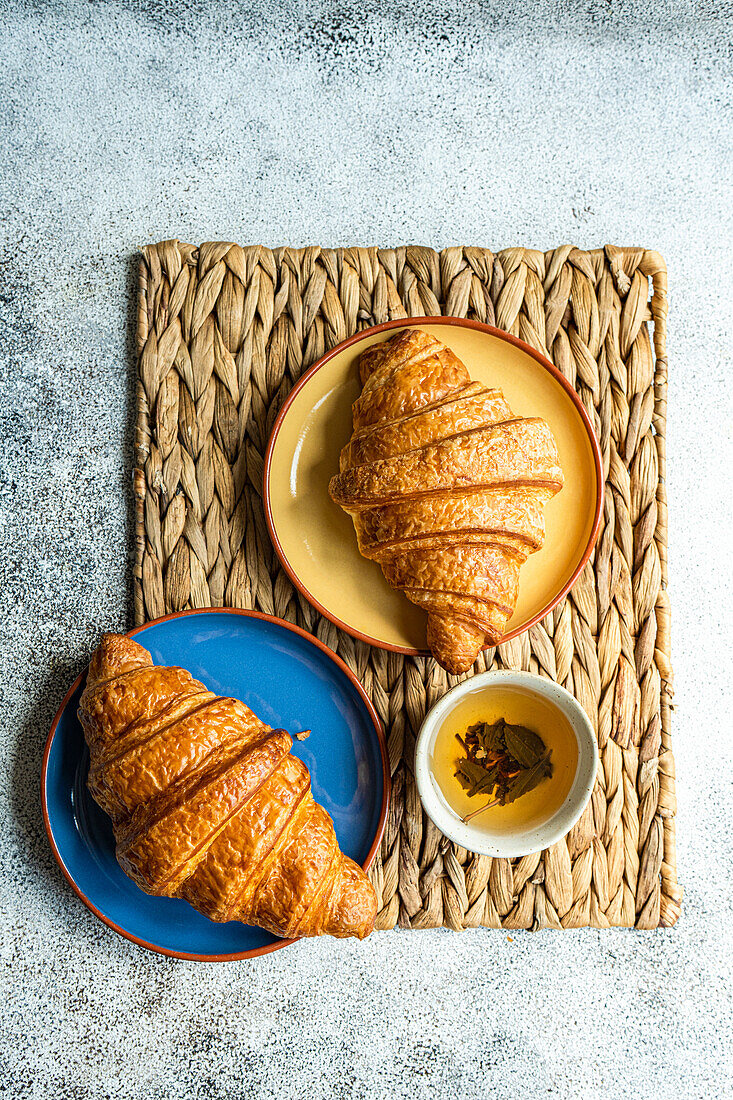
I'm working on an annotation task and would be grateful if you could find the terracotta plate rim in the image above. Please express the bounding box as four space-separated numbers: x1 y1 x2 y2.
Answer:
263 316 604 657
41 607 390 963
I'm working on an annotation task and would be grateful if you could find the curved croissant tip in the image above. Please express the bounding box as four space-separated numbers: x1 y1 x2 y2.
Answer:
426 614 486 675
320 857 377 939
87 633 152 685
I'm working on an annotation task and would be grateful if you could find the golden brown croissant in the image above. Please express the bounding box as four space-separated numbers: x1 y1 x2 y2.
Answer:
78 633 377 940
329 329 564 674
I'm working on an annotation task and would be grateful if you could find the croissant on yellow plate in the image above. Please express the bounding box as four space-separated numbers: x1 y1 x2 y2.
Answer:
78 633 377 940
329 329 564 675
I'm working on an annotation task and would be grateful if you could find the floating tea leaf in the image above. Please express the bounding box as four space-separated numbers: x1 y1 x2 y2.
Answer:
503 724 545 769
500 751 553 805
477 720 506 754
455 759 499 797
455 759 489 790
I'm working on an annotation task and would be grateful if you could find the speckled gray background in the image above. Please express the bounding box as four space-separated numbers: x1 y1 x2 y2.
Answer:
1 1 732 1097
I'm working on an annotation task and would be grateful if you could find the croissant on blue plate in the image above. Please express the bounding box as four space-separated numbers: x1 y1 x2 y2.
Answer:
329 329 564 674
78 633 377 939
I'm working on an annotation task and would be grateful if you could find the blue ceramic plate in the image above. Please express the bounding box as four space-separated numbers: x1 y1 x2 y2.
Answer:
42 610 388 961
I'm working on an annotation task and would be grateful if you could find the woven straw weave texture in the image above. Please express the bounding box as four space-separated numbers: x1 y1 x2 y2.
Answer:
133 241 681 931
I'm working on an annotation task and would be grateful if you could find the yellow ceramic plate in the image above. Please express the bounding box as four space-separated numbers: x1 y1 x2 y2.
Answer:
264 318 602 655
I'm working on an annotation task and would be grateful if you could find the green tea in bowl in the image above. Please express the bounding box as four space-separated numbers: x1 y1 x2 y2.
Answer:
415 671 596 859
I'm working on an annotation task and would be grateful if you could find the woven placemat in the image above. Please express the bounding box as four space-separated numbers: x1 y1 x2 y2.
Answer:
133 242 681 930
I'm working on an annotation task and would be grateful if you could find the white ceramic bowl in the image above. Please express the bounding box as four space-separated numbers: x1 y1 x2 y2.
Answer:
414 671 598 858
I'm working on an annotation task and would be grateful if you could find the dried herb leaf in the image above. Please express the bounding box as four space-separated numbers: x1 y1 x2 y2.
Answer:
472 766 500 797
503 723 545 769
455 759 488 789
455 759 499 797
500 751 553 805
477 720 506 754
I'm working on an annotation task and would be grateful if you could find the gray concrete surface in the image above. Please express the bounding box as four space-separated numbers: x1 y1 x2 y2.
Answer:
1 1 732 1097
